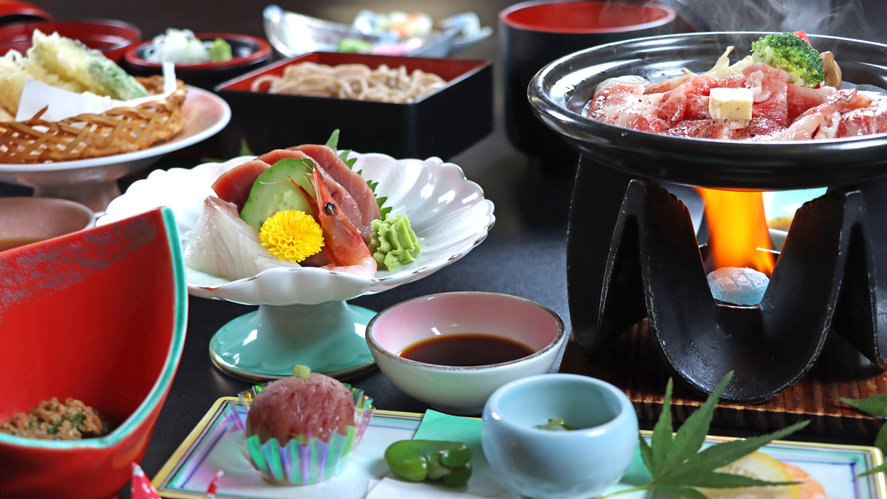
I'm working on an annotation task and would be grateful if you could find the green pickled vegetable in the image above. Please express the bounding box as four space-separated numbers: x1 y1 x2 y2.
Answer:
292 364 311 379
70 412 85 428
337 38 373 53
384 440 472 486
535 417 577 431
369 214 420 270
210 38 232 62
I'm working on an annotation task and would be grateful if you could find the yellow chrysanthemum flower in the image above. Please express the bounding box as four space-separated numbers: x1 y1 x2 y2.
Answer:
260 210 324 262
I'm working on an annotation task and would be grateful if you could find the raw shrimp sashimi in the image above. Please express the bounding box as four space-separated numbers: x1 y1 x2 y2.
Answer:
184 195 301 281
294 144 381 245
295 167 378 278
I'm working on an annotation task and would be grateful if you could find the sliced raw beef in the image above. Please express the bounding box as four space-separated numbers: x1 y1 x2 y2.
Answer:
836 92 887 137
657 75 719 124
588 76 669 133
743 63 789 126
787 84 835 124
773 89 873 140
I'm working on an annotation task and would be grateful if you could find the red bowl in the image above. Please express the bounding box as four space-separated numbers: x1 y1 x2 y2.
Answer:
0 0 51 25
0 19 141 62
0 207 187 499
498 0 676 174
124 32 272 89
500 0 676 33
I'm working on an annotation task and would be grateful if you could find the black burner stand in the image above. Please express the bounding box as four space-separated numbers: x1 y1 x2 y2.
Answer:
568 156 887 403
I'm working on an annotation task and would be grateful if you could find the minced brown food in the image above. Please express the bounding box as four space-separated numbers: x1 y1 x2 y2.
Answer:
0 398 112 440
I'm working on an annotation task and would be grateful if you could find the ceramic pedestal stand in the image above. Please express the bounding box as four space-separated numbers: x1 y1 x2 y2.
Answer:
209 301 377 382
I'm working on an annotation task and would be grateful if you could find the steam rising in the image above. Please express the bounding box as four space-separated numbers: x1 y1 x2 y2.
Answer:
672 0 885 42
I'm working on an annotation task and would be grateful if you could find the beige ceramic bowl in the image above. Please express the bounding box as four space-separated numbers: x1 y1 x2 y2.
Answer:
366 292 566 415
0 197 94 252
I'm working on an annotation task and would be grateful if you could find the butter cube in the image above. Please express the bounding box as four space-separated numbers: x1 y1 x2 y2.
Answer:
708 87 753 121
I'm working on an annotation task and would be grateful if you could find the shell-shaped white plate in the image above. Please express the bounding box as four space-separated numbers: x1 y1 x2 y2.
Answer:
98 152 495 305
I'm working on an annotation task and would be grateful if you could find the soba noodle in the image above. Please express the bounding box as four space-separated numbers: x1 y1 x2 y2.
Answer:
251 62 447 103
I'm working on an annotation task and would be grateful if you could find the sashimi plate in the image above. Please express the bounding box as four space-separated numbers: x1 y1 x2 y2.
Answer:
98 152 495 381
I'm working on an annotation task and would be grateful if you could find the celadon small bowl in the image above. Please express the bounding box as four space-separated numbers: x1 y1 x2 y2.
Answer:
482 374 638 499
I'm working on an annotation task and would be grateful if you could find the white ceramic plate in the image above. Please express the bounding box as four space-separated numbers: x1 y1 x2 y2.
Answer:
0 86 231 210
98 152 495 305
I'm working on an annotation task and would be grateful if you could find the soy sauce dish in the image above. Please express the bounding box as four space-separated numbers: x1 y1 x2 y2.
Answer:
365 292 565 415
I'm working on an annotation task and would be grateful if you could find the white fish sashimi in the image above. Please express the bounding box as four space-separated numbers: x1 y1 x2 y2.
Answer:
184 196 301 280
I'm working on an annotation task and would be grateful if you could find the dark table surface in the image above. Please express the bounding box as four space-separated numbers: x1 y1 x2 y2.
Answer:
9 0 887 496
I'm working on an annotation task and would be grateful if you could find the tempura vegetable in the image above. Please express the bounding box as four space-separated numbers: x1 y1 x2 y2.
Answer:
0 51 30 115
29 30 148 100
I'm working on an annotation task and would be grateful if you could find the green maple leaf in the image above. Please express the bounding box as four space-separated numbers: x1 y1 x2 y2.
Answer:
837 393 887 478
601 372 808 499
838 394 887 417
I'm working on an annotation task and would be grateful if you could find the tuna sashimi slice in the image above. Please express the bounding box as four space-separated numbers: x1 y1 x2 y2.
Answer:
211 159 271 212
211 150 316 211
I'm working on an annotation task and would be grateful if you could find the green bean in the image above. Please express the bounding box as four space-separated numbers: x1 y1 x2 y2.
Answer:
384 440 472 486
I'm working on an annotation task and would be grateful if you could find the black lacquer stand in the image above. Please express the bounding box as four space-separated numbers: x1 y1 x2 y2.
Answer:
568 155 887 403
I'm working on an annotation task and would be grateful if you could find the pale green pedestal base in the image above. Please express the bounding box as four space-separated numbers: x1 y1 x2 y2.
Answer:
209 301 376 382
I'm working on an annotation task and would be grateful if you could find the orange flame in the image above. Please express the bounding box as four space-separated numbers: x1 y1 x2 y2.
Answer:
698 189 775 276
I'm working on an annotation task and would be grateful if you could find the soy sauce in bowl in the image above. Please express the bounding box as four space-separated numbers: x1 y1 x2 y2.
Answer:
400 333 536 367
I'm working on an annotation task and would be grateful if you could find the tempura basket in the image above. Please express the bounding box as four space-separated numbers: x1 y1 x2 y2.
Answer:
0 76 187 163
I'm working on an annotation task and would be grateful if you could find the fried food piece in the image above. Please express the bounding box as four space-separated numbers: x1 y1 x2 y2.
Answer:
0 49 86 117
29 30 148 100
0 51 29 115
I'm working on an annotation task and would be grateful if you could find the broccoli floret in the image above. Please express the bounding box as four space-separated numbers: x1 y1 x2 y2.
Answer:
751 32 824 88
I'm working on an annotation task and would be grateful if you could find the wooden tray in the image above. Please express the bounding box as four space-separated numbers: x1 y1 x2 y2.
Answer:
559 319 887 438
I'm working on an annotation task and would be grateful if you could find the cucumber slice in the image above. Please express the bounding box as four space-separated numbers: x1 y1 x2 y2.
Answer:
240 158 315 231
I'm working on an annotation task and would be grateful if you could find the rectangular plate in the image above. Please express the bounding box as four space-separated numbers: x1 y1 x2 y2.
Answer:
152 397 887 499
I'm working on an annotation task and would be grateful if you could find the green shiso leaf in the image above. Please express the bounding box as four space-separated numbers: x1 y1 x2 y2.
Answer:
325 129 340 150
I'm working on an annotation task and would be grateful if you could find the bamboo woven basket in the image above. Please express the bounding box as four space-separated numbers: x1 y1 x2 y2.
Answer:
0 76 187 164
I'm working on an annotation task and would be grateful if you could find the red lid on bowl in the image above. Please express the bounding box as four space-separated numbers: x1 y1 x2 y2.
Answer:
500 0 676 34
